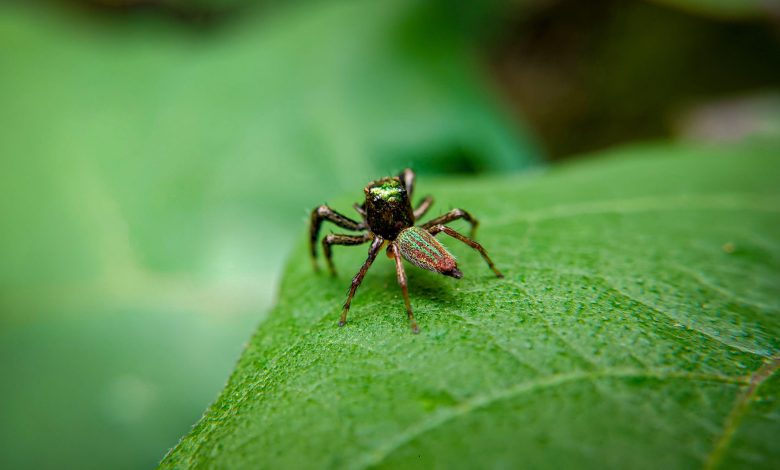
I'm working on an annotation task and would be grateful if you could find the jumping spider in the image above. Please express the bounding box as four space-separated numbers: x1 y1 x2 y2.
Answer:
310 168 503 333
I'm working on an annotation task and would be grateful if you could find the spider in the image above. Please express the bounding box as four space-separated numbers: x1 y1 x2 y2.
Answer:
310 168 503 333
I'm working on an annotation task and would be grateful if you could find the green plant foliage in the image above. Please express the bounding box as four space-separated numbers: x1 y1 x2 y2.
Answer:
0 2 539 468
161 139 779 468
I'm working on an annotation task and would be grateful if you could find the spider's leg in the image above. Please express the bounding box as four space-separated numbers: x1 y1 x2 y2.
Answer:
399 168 416 198
428 224 503 278
322 233 370 277
310 205 364 271
413 196 434 221
421 208 479 238
352 203 366 218
340 237 384 327
390 242 419 333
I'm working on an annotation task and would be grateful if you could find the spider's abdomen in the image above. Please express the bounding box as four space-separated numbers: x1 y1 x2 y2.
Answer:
397 227 462 278
364 176 414 239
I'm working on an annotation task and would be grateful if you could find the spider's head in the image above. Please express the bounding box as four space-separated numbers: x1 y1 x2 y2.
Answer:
364 176 414 239
365 177 405 203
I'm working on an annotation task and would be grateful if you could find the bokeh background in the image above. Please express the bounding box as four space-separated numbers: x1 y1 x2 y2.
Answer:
0 0 778 468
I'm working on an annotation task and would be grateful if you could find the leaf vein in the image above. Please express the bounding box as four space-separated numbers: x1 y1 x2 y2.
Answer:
704 356 780 469
354 368 747 470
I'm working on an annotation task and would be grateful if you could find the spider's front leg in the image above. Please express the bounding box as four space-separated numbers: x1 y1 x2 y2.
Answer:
399 168 415 197
309 205 364 271
399 168 434 221
421 208 479 238
428 224 503 278
322 233 370 277
340 237 384 327
413 196 434 221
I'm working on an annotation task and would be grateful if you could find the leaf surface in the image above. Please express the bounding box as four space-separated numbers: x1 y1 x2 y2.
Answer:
161 140 780 469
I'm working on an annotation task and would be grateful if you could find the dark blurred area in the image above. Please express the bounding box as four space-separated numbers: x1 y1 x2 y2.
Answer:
0 0 777 468
489 0 780 158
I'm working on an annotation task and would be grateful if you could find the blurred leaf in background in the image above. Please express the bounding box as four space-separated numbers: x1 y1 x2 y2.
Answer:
0 1 540 468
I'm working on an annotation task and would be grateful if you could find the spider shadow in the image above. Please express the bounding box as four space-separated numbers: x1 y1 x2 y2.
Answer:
326 255 461 309
378 266 459 306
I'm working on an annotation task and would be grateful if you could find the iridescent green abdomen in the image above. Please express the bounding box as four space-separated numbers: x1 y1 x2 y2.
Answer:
397 227 462 278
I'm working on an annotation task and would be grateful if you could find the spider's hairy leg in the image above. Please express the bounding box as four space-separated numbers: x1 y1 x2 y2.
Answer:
421 208 479 238
413 196 434 221
340 237 384 327
322 233 370 277
309 205 364 271
352 203 366 217
399 168 415 198
428 224 503 278
390 242 419 333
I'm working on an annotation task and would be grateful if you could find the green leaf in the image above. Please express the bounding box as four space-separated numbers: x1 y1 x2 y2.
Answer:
161 139 780 468
0 2 539 468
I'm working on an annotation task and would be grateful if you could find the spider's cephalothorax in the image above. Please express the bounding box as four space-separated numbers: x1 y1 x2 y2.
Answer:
310 169 502 333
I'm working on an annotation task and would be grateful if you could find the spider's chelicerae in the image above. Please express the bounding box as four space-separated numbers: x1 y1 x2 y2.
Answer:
310 168 503 333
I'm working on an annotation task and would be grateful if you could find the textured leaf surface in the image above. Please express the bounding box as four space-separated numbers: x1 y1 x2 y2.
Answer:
161 140 780 468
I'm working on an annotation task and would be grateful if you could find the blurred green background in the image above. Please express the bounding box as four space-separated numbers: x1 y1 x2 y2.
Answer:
0 0 777 468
